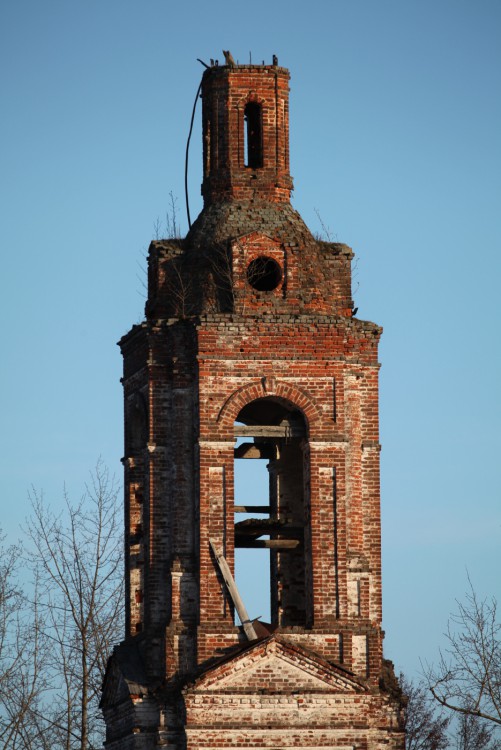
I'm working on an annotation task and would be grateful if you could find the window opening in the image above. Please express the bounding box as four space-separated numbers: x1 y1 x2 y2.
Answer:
233 398 311 630
244 102 263 169
247 256 282 292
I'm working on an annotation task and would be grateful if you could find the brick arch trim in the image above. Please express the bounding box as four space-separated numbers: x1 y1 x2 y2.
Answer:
237 91 267 108
216 378 322 432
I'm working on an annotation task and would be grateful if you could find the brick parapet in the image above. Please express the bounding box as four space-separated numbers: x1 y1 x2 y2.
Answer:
145 230 358 319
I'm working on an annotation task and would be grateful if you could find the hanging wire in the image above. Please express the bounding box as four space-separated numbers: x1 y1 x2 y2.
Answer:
185 64 207 230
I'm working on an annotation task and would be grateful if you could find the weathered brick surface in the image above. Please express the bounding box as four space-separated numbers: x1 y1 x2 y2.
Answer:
177 639 404 749
102 60 405 749
200 65 292 205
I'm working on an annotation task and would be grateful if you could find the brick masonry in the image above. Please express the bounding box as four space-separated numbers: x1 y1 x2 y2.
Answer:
101 59 405 749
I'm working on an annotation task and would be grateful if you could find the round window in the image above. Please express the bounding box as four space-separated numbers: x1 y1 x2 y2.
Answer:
246 256 282 291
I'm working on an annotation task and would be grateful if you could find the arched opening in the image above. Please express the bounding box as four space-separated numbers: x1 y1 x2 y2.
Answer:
244 102 263 169
233 397 311 629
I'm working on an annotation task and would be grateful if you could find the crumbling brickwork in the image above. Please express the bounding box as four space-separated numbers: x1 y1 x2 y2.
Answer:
101 58 405 750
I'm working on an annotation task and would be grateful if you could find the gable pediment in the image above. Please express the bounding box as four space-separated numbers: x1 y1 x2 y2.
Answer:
234 230 280 247
187 636 365 694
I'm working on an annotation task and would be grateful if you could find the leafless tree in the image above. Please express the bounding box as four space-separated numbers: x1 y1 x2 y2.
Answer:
154 190 182 240
0 533 49 749
0 533 23 716
401 673 450 750
24 461 123 750
313 208 336 242
163 255 196 317
425 581 501 728
207 239 282 314
454 711 500 750
0 531 26 742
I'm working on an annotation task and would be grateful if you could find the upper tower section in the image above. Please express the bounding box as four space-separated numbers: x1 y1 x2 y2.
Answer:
149 58 356 319
201 61 293 206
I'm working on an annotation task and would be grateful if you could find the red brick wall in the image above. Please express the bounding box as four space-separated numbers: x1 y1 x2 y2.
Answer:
202 65 293 205
120 310 385 683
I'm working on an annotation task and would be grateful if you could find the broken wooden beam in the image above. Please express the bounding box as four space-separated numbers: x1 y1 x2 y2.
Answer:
208 538 258 641
234 518 303 538
235 539 300 549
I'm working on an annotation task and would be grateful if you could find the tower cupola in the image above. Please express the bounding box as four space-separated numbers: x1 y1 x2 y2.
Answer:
201 62 293 206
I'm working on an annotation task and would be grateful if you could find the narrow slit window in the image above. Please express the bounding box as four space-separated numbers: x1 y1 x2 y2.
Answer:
244 102 263 169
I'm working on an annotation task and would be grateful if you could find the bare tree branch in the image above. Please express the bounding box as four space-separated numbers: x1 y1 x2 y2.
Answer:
425 579 501 728
0 536 49 749
455 711 500 750
401 673 450 750
22 460 123 750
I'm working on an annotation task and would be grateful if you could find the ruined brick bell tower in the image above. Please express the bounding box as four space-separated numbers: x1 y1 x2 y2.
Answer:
101 58 405 749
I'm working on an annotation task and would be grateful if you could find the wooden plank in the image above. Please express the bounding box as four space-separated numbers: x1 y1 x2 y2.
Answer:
235 539 300 549
234 518 303 537
233 425 303 438
208 538 258 641
234 505 271 514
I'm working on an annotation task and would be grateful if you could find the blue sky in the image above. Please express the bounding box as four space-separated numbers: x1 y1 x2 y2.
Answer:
1 0 500 681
